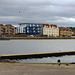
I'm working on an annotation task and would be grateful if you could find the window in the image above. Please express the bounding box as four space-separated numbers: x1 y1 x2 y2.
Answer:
68 31 69 35
37 25 39 27
46 26 48 28
30 24 31 27
27 27 29 29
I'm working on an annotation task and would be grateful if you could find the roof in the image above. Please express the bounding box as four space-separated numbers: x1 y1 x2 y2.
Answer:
5 24 14 27
19 23 43 25
59 27 72 31
42 24 58 28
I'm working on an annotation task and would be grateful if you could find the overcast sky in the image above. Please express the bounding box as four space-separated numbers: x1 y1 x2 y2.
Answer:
0 0 75 27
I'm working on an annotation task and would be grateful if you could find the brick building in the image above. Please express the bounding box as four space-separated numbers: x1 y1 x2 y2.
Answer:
0 24 5 35
0 24 15 37
59 27 72 37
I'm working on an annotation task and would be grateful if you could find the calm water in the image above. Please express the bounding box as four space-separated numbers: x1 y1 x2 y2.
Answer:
0 39 75 63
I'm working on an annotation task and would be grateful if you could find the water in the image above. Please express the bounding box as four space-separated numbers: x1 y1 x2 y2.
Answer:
0 39 75 63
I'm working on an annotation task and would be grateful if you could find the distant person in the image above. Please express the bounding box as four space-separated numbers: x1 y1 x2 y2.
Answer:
57 59 61 66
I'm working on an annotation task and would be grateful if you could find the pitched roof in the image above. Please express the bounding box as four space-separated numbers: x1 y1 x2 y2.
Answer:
59 27 72 31
42 24 57 28
5 24 14 27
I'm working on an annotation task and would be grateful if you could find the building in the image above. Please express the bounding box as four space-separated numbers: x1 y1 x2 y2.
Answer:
69 29 75 36
68 27 75 36
0 24 5 35
5 24 15 36
16 23 42 36
0 24 15 37
59 27 72 37
42 24 59 37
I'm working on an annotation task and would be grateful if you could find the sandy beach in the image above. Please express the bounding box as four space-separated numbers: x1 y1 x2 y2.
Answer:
0 63 75 75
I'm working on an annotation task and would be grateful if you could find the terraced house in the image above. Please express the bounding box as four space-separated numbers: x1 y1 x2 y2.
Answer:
42 24 59 37
0 24 15 37
59 27 72 37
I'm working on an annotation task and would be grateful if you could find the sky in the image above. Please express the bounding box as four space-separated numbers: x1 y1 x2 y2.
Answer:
0 0 75 27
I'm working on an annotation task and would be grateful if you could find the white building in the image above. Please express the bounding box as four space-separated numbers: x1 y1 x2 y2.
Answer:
15 24 27 34
42 24 59 37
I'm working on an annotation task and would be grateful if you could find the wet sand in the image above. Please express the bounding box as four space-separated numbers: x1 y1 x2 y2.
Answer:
0 63 75 75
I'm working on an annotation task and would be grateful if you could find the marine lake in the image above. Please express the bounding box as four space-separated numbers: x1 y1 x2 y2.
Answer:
0 39 75 63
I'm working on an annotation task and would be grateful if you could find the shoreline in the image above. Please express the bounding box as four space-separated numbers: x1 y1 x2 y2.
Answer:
0 62 75 75
0 37 75 40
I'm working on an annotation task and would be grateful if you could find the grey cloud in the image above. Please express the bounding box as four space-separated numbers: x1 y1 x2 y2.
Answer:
0 0 75 27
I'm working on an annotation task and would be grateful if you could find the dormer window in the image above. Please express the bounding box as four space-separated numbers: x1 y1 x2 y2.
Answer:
46 26 48 28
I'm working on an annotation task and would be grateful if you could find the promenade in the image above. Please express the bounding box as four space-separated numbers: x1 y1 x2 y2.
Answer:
0 37 74 40
0 63 75 75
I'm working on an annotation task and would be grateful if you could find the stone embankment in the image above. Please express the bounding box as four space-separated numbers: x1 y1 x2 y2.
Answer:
0 37 74 40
